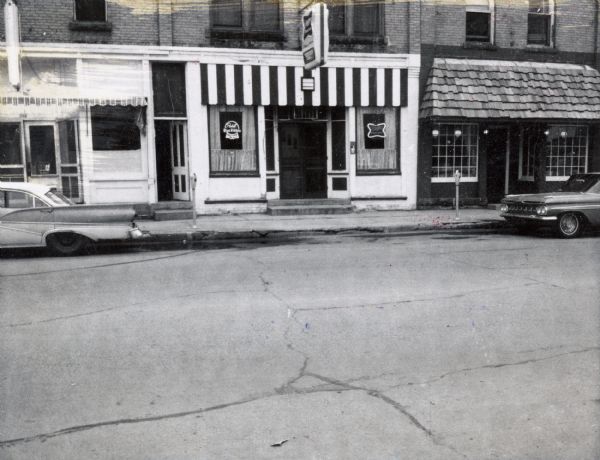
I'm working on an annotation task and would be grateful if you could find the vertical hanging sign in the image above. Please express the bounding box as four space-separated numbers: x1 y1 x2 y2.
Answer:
4 0 21 90
302 2 329 71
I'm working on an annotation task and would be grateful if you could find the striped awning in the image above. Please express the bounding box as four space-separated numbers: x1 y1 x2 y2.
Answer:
200 64 408 108
0 96 147 107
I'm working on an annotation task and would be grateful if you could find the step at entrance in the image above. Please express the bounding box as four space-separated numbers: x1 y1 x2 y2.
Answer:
267 199 353 216
151 201 194 221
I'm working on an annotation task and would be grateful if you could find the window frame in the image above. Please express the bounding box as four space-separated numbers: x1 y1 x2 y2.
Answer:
73 0 107 23
208 105 260 178
210 0 282 34
90 106 142 152
527 0 555 47
465 0 495 44
328 0 384 38
431 123 480 183
355 107 401 176
544 125 589 181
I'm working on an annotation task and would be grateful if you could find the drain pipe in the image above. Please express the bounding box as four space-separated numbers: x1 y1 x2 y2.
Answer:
454 170 461 221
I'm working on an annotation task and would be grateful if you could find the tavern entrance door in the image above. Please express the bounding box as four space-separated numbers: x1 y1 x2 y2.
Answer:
279 122 327 199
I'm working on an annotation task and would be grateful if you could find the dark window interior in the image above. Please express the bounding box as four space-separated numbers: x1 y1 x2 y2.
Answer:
528 14 551 45
353 3 380 35
58 120 78 164
332 108 346 170
0 123 22 166
75 0 106 22
29 126 57 175
212 0 279 31
152 63 187 118
466 11 490 42
91 106 141 151
328 1 381 36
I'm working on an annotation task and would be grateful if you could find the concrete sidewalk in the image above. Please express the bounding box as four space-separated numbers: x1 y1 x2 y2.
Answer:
137 207 507 241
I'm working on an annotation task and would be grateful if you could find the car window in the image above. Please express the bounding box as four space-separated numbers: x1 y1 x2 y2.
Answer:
45 190 73 205
0 191 5 207
6 191 35 209
559 176 597 192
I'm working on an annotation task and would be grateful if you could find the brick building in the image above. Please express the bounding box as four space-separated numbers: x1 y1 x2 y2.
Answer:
418 0 600 206
0 0 421 214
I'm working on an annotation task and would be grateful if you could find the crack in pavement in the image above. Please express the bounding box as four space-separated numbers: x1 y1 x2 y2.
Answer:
386 346 600 390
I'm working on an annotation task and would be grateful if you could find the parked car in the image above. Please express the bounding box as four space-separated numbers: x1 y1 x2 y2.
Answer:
499 173 600 238
0 182 146 255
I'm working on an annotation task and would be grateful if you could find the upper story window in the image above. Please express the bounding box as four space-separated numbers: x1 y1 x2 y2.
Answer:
211 0 280 32
74 0 106 22
465 0 494 43
528 0 554 46
328 0 382 37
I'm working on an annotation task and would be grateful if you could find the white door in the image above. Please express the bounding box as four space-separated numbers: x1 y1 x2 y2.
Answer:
170 122 189 201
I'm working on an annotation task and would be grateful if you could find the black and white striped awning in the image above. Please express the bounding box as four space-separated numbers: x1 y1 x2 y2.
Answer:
200 64 408 107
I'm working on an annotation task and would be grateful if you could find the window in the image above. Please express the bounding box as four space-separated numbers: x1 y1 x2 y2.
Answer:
356 108 399 174
209 106 258 176
29 125 57 176
91 106 141 151
528 0 553 46
0 123 22 167
431 124 479 181
211 0 280 32
331 108 346 171
545 126 588 179
328 0 382 37
1 191 46 209
152 63 187 118
465 0 494 43
74 0 106 22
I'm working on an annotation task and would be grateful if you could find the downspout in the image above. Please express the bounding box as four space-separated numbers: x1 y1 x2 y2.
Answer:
595 0 600 70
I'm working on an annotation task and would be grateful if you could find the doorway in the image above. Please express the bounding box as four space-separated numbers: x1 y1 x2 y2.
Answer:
485 127 509 203
155 120 189 201
279 123 327 199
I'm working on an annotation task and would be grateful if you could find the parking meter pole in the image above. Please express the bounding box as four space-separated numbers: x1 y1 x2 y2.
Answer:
191 173 198 229
454 170 461 221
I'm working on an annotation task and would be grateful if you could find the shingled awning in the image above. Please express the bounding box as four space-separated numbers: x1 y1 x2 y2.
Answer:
420 58 600 120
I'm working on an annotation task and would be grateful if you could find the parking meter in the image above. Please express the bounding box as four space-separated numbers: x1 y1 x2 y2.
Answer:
191 173 198 228
454 170 461 220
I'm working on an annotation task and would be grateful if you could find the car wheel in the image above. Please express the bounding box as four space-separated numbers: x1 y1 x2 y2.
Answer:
556 212 584 238
46 233 90 256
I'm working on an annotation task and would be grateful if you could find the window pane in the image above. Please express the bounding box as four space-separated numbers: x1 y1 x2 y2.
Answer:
58 120 78 164
353 3 379 35
91 106 141 151
527 14 550 45
6 191 34 209
266 120 275 171
29 126 57 175
529 0 550 13
466 11 490 41
152 63 187 117
209 107 257 174
431 124 478 179
357 108 398 172
0 123 22 166
332 120 346 170
75 0 106 22
329 4 345 34
249 0 280 31
212 0 242 27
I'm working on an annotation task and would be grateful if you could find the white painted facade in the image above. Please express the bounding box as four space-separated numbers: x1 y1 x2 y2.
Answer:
0 42 420 213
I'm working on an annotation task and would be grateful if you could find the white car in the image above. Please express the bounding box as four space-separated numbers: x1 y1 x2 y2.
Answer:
0 182 146 255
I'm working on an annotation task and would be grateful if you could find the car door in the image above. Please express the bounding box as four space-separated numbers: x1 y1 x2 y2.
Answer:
0 190 53 247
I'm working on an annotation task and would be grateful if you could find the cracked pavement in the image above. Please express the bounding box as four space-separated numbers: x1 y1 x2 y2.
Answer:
1 231 599 459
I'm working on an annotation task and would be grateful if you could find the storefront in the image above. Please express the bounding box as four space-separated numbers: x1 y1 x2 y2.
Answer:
1 45 420 213
418 58 600 206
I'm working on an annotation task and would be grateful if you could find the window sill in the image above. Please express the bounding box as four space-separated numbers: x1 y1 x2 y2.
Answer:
330 35 386 46
209 172 261 178
208 28 285 42
356 171 401 176
463 41 497 50
431 177 478 183
525 44 557 53
69 21 112 32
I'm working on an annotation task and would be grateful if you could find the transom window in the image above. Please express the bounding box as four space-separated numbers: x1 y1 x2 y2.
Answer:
431 124 479 181
74 0 106 22
528 0 554 46
328 0 382 37
465 0 494 43
211 0 280 32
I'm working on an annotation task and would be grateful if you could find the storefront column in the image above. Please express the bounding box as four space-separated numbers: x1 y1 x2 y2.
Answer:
186 61 206 212
347 107 356 196
256 105 267 198
402 64 421 209
143 59 158 203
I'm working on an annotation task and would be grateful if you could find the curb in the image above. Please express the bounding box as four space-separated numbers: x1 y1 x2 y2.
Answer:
140 220 509 244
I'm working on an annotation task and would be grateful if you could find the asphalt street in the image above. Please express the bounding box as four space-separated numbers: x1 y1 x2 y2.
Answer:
1 231 599 459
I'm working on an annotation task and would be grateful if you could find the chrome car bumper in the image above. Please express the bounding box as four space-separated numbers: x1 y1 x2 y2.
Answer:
500 213 557 222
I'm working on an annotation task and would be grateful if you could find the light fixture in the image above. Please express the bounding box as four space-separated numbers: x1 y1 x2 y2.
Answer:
483 129 489 135
454 129 462 138
560 131 567 138
544 130 550 136
432 129 439 137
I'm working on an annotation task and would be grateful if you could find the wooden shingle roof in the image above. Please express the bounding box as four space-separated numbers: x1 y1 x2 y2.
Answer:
420 58 600 120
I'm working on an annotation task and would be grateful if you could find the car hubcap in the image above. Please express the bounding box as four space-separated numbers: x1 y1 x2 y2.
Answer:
560 215 578 235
